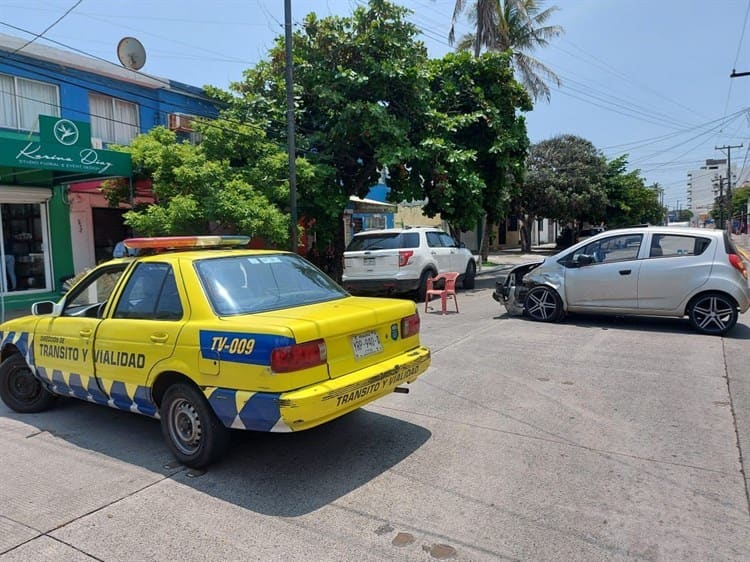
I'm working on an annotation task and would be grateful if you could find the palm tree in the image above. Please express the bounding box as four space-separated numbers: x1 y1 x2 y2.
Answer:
450 0 563 102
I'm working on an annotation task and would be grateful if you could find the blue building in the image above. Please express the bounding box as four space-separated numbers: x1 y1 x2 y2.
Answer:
0 32 219 316
347 182 396 241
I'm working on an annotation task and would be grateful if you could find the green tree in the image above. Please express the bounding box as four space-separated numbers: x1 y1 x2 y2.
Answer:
232 0 433 278
731 184 750 224
675 208 694 223
450 0 563 101
603 156 664 228
104 121 299 245
519 134 608 249
387 51 531 242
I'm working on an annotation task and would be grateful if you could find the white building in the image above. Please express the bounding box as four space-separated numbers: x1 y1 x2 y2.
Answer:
687 159 739 224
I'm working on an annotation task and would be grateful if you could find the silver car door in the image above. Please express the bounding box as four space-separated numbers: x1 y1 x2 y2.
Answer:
637 233 715 311
564 234 643 310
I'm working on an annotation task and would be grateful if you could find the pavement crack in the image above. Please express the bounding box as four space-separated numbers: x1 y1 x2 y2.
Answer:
372 402 737 476
0 468 185 558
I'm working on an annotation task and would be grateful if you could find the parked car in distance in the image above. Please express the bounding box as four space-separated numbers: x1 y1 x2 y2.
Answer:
577 226 606 240
342 226 477 300
493 226 750 335
0 236 431 468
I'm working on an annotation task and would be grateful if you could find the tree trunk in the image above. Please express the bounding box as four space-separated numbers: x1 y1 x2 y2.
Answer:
481 217 490 262
519 216 533 253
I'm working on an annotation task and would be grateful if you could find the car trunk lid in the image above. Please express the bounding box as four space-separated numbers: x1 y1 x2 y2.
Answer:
244 296 420 379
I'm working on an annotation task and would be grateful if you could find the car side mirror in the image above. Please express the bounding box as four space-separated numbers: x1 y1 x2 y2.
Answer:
32 301 55 315
570 254 595 267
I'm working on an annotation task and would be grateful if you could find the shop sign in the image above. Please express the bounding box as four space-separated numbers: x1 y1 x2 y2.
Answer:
0 115 131 176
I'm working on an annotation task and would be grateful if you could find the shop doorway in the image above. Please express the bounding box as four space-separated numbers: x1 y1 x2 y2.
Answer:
92 208 129 263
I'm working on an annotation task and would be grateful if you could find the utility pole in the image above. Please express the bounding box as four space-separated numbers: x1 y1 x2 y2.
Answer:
284 0 298 253
714 175 725 229
715 143 743 230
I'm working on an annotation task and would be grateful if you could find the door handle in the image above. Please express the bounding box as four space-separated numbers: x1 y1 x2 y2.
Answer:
619 269 631 275
150 333 169 344
79 328 92 338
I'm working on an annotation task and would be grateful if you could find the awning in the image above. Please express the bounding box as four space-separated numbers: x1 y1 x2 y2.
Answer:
349 195 397 213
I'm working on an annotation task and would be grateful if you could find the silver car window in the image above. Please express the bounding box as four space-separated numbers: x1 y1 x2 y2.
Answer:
573 234 643 264
649 234 711 258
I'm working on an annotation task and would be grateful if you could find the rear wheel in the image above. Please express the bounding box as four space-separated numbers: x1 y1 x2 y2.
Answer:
687 292 738 336
416 270 434 302
160 382 230 468
524 286 563 322
463 261 476 290
0 353 56 413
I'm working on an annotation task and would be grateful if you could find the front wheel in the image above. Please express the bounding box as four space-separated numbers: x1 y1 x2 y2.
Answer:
0 353 56 413
160 382 231 468
463 261 476 290
687 292 738 336
523 286 563 322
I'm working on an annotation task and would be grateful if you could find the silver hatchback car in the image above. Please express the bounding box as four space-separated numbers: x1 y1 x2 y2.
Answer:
493 226 750 335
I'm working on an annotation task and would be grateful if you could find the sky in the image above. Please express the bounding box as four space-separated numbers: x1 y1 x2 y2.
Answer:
2 0 750 212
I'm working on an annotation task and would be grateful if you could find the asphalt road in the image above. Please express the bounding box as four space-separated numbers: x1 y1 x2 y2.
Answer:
1 276 749 561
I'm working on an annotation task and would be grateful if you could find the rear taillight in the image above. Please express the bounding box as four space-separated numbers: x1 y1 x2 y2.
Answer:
399 250 414 267
728 254 748 279
401 313 421 338
270 339 327 373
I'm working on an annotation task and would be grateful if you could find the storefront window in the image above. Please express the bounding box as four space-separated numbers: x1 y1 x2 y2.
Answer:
1 203 49 293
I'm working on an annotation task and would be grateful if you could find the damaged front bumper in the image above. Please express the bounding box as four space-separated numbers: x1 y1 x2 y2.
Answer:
491 261 545 316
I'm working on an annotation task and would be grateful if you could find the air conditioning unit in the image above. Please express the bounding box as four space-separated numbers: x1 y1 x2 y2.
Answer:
168 113 193 132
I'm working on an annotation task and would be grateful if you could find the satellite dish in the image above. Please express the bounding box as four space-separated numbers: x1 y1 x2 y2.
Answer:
117 37 146 70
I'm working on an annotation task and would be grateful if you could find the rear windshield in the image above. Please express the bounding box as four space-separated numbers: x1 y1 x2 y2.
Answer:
196 254 347 316
346 232 419 251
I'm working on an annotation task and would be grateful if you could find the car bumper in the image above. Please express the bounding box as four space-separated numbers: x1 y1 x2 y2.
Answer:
492 279 526 316
205 345 431 432
342 277 420 295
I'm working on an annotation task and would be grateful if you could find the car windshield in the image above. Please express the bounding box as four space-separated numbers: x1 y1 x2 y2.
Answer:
196 254 348 315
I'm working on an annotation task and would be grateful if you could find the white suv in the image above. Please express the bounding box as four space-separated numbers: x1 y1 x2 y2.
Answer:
342 227 477 299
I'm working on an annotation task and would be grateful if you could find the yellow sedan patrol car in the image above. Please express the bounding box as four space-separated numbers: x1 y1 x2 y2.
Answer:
0 236 430 467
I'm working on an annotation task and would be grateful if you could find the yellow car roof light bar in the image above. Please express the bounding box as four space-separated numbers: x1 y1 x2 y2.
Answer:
124 235 251 251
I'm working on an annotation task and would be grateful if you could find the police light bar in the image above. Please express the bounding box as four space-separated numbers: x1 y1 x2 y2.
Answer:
124 235 250 250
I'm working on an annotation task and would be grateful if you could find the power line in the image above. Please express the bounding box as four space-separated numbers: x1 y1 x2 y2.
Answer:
4 0 82 57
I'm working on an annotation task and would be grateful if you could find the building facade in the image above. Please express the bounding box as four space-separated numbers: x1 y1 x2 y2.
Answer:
687 158 739 225
0 33 218 317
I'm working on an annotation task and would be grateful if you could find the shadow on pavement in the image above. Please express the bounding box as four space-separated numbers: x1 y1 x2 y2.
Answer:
1 398 431 517
492 310 750 339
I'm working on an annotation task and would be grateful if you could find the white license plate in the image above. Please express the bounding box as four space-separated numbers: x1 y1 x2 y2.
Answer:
363 257 375 266
351 331 383 358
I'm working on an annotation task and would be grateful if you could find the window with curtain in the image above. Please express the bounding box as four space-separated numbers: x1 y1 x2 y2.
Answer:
0 73 59 131
89 93 139 144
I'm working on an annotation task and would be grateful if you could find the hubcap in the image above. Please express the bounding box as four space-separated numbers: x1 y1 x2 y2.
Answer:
692 296 734 333
168 398 202 455
526 289 557 320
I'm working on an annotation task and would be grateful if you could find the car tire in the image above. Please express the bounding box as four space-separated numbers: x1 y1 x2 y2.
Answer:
523 286 563 322
416 270 433 302
160 382 231 468
0 353 56 413
463 261 476 290
687 292 738 336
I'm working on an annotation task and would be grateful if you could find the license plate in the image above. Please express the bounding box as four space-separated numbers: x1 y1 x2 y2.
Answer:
363 257 375 266
351 331 383 358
